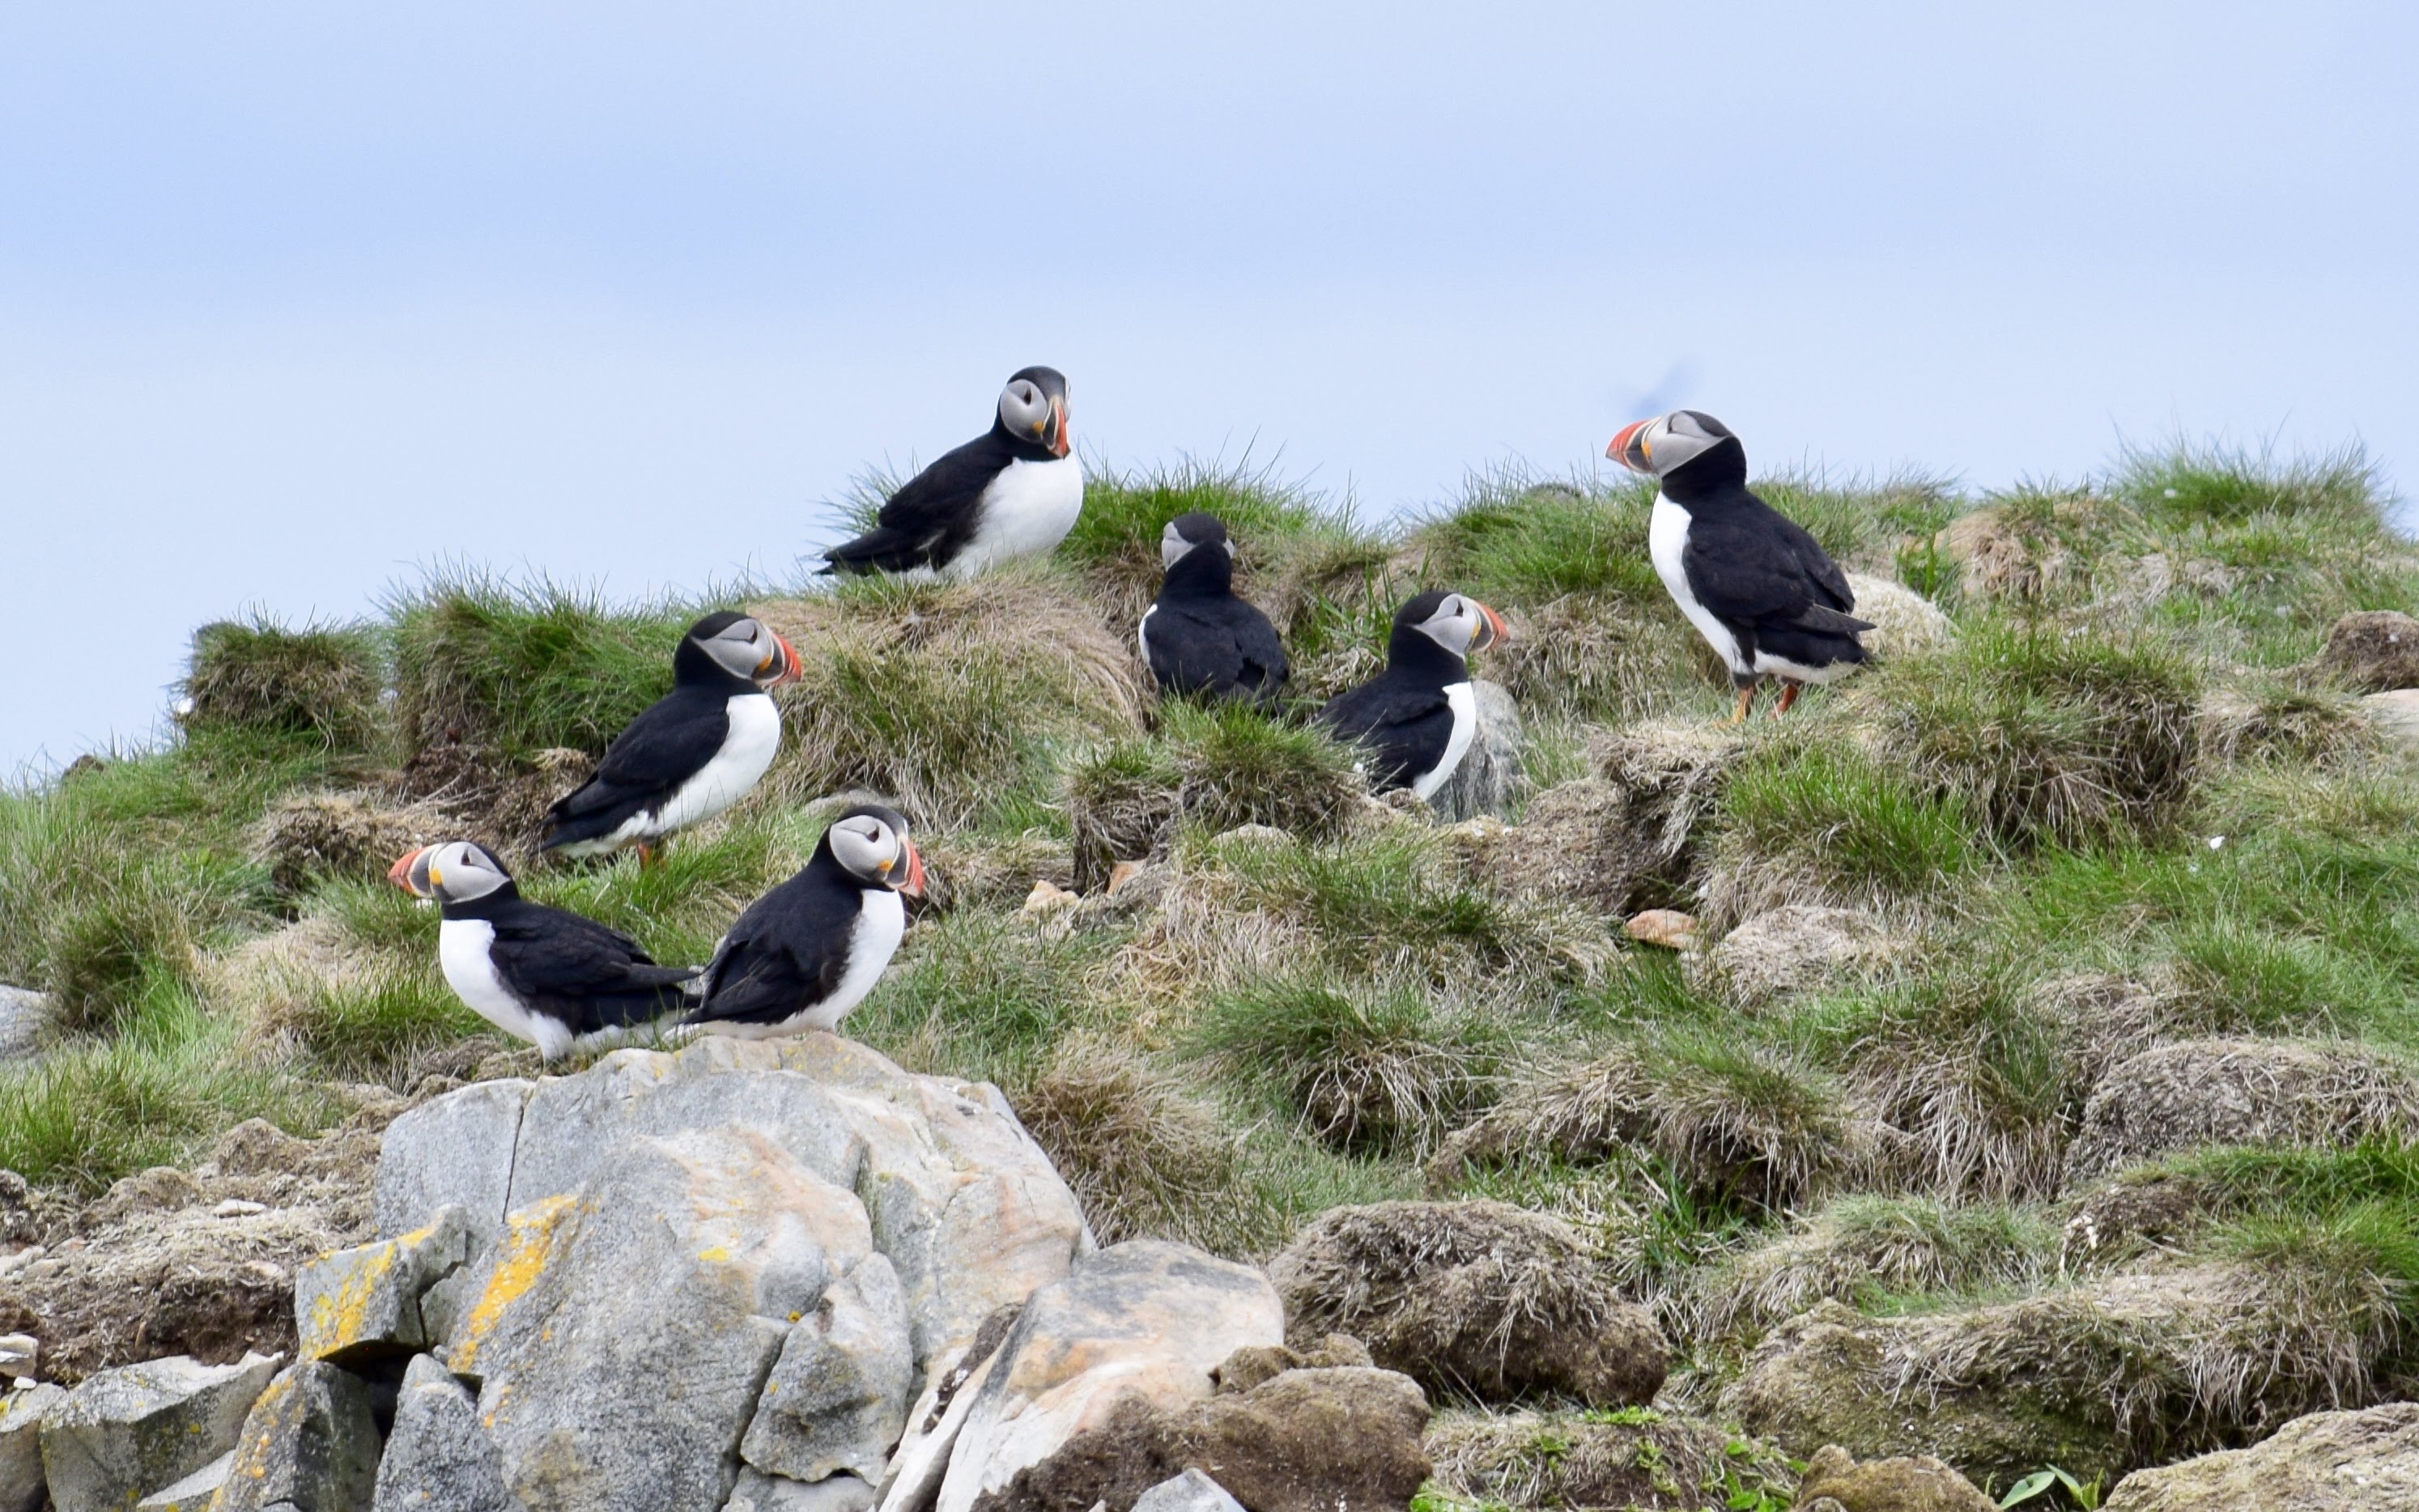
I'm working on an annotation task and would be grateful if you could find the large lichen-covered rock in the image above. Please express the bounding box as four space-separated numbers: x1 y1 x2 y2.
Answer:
2315 609 2419 692
964 1365 1431 1512
921 1241 1284 1512
1426 1407 1796 1512
211 1361 381 1512
294 1204 471 1364
36 1352 281 1512
2064 1038 2419 1184
1269 1201 1665 1407
1792 1444 1995 1512
2102 1401 2419 1510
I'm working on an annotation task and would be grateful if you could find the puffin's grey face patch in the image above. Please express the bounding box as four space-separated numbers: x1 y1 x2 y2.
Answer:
1417 594 1482 657
699 618 768 680
999 379 1050 441
831 815 903 885
1161 521 1194 571
1638 410 1732 478
426 840 509 903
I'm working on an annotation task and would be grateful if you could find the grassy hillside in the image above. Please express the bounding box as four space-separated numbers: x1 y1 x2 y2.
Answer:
3 442 2416 1497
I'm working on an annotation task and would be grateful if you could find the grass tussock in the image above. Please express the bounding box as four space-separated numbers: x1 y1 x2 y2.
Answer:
180 617 385 754
1711 741 1983 919
389 570 694 762
1425 1407 1798 1512
1012 1034 1243 1247
753 567 1148 830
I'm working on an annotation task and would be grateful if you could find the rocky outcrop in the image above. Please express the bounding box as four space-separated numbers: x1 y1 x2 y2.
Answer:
36 1352 281 1512
2064 1037 2419 1183
371 1353 511 1510
1269 1201 1665 1407
1792 1444 1995 1511
2102 1401 2419 1510
2315 609 2419 693
0 1382 65 1512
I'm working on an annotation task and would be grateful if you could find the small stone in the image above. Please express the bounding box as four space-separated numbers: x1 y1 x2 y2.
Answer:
725 1468 877 1512
1106 861 1144 894
1624 908 1699 950
1208 824 1293 852
37 1352 281 1512
211 1361 381 1512
1022 879 1080 917
132 1450 232 1510
0 987 54 1063
211 1200 267 1218
1432 680 1524 823
2362 688 2419 746
1842 571 1956 660
1793 1444 1995 1511
296 1204 473 1363
1131 1467 1245 1512
0 1335 33 1380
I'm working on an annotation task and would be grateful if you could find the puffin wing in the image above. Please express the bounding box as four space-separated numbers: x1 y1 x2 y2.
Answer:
1150 601 1248 695
1318 674 1454 790
545 688 729 834
1680 512 1871 634
687 878 853 1027
1224 600 1292 697
822 434 1005 573
487 903 699 1030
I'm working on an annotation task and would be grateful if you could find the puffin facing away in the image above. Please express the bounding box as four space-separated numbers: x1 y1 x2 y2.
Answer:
541 612 800 864
389 841 698 1061
1139 512 1290 706
685 805 927 1039
1609 410 1872 720
821 367 1082 580
1317 590 1508 800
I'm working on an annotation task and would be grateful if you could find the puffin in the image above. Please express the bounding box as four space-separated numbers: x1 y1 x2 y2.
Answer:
1608 410 1872 720
540 611 800 864
1138 512 1290 706
1316 589 1509 800
820 367 1081 580
683 805 927 1039
389 841 699 1061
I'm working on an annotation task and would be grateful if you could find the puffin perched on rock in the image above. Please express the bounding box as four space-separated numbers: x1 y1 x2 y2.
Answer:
1139 512 1290 706
821 367 1081 580
1609 410 1872 720
390 841 699 1060
684 805 926 1038
1317 590 1508 800
540 612 800 865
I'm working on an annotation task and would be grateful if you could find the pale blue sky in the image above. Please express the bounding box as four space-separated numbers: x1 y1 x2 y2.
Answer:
6 3 2414 770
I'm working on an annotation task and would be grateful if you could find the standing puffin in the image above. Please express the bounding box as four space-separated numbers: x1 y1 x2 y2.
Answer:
684 805 927 1039
820 367 1081 580
540 612 800 864
1317 590 1508 800
1609 410 1872 720
389 841 699 1061
1139 512 1290 706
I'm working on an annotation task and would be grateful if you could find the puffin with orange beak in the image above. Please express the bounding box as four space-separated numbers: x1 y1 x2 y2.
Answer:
388 840 699 1061
1609 410 1872 720
540 610 800 865
820 366 1082 580
1317 589 1510 802
684 804 926 1038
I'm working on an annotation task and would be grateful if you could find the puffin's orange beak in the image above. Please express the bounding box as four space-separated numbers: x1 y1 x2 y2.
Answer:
1472 601 1509 652
767 634 801 686
389 846 432 896
1608 418 1653 472
898 842 927 898
1048 397 1070 460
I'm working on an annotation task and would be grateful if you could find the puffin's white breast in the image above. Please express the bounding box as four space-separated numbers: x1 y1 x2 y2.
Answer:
650 692 782 836
1137 603 1158 665
1412 681 1478 801
438 918 568 1058
1648 492 1749 674
950 453 1085 579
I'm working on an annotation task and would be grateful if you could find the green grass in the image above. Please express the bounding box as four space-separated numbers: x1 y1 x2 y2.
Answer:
180 615 385 754
1717 741 1985 905
276 960 495 1083
2111 435 2387 529
846 908 1121 1089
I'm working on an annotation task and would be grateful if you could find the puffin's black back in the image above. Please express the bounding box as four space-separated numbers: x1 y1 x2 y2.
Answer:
687 829 869 1026
821 368 1069 575
1316 591 1464 792
541 614 749 850
1146 519 1290 705
1661 438 1870 669
444 884 699 1034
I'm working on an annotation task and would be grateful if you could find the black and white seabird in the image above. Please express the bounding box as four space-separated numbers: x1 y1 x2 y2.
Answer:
540 612 801 864
1609 410 1873 720
821 367 1082 580
1139 512 1290 707
1316 589 1509 800
389 841 699 1061
683 805 927 1038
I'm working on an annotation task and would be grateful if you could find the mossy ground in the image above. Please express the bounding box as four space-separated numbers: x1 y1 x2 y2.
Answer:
4 442 2417 1497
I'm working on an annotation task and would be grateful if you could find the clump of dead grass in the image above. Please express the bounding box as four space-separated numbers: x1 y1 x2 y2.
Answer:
1426 1407 1797 1512
179 617 385 754
1011 1034 1243 1247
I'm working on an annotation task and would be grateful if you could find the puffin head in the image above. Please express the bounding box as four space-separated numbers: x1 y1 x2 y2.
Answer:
678 612 801 690
827 804 925 898
389 840 514 906
997 367 1071 460
1160 512 1235 572
1607 410 1741 482
1397 588 1508 660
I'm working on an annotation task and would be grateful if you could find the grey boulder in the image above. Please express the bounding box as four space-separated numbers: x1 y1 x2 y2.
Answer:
37 1351 280 1512
211 1361 381 1512
741 1253 914 1484
0 1382 65 1512
371 1353 510 1512
295 1203 472 1363
726 1468 879 1512
1432 680 1523 822
132 1451 232 1510
1133 1468 1246 1512
2105 1401 2419 1510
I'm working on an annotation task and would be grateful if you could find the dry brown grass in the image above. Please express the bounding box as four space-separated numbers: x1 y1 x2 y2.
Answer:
1011 1034 1244 1247
1426 1408 1796 1512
